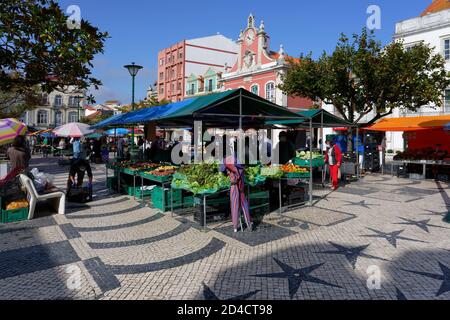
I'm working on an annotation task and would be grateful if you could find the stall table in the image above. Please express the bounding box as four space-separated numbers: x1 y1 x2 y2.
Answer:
390 160 450 179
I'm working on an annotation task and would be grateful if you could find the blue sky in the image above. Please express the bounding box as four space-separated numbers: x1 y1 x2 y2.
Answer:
56 0 430 105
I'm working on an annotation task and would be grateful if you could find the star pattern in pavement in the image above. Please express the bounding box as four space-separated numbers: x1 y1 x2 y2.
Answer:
421 209 449 218
317 242 388 269
202 283 259 301
252 258 342 299
360 228 427 248
394 217 449 233
402 262 450 297
341 200 378 210
395 287 407 300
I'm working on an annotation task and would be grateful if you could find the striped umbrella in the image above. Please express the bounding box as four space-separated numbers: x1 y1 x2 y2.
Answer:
0 118 27 146
53 122 94 138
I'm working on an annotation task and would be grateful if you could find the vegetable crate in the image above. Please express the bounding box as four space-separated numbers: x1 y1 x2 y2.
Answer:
140 172 172 183
284 172 310 179
107 176 118 189
134 187 154 199
151 187 182 212
1 197 29 224
293 158 325 168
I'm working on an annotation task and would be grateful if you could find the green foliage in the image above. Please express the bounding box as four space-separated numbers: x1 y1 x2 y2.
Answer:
80 113 111 125
281 29 450 126
0 0 108 104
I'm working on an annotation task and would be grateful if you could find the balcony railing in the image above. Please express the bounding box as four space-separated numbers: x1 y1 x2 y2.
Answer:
186 89 196 96
204 86 214 93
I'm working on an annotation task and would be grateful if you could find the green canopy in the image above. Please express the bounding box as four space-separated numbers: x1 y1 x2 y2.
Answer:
267 109 354 128
156 88 305 129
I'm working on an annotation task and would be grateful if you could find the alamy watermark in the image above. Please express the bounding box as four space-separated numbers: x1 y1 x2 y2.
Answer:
66 5 81 30
367 5 381 30
170 121 280 165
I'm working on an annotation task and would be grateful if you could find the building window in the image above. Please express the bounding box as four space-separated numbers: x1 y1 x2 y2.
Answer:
160 58 164 66
160 86 164 94
206 79 213 92
159 72 164 81
68 112 78 123
37 110 48 125
68 96 79 107
179 51 183 59
41 94 49 105
54 95 62 107
265 82 276 103
250 84 259 95
177 81 181 90
55 111 62 126
444 39 450 61
444 89 450 112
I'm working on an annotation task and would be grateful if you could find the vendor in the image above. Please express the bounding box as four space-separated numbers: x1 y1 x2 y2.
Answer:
67 158 93 191
325 138 342 191
275 131 296 165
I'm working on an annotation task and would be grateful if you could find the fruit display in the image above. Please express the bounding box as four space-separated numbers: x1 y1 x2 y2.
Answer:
296 151 324 160
172 163 230 194
260 165 284 179
128 163 160 171
394 148 449 161
281 163 309 174
5 199 28 210
146 165 177 176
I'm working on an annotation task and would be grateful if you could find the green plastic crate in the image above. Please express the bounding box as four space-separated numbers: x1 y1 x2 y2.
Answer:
293 158 325 168
140 172 172 183
1 207 29 223
284 172 310 179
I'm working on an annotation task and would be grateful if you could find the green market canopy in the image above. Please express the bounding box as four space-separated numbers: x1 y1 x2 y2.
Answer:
267 109 354 128
93 89 305 129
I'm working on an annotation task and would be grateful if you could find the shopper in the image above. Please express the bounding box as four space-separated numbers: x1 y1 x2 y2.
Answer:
7 135 31 172
275 131 296 165
221 145 253 233
325 138 342 191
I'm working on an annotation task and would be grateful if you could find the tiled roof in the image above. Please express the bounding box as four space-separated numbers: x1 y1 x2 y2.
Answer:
269 51 300 64
421 0 450 16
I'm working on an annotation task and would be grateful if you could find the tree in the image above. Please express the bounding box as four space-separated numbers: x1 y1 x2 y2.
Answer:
80 113 111 125
117 97 170 113
0 0 108 114
280 29 450 149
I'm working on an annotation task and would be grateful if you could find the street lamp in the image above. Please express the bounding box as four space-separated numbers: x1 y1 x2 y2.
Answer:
124 62 143 160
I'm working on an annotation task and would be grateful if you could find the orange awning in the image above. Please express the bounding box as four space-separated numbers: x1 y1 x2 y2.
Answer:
368 115 450 132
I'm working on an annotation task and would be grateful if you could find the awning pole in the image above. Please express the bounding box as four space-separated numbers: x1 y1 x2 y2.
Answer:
356 126 360 179
309 118 313 206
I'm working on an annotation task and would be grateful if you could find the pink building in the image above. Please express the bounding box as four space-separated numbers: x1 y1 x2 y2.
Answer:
221 14 312 111
157 35 238 102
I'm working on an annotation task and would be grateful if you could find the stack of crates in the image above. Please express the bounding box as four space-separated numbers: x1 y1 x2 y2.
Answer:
151 186 182 212
194 194 230 226
249 190 270 216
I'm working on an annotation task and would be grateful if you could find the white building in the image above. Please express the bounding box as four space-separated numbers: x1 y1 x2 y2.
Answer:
23 87 85 129
323 0 450 152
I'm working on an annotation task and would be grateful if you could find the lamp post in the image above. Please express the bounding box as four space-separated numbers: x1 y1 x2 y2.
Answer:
75 95 84 122
124 62 143 160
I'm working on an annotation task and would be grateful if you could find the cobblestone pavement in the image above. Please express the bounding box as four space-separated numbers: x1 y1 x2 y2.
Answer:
0 157 449 300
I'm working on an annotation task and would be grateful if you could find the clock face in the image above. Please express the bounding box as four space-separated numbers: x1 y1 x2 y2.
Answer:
245 30 255 45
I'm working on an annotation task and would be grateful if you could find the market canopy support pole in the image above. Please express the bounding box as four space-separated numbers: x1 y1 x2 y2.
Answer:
356 127 360 179
309 118 313 206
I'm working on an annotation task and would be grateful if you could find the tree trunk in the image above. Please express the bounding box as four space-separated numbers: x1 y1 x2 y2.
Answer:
347 108 355 153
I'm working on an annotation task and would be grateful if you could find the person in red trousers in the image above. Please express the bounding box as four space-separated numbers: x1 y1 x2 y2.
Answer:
324 139 342 190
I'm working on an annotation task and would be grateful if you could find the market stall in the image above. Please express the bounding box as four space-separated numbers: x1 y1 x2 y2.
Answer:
368 115 450 180
99 88 307 230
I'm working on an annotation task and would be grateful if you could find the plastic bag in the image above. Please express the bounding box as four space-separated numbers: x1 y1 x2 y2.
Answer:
30 168 54 193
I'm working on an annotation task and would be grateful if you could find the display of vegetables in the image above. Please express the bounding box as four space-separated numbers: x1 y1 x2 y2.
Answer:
260 165 284 179
245 165 261 185
296 151 324 160
173 163 230 194
394 148 449 161
6 199 28 210
146 165 177 176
